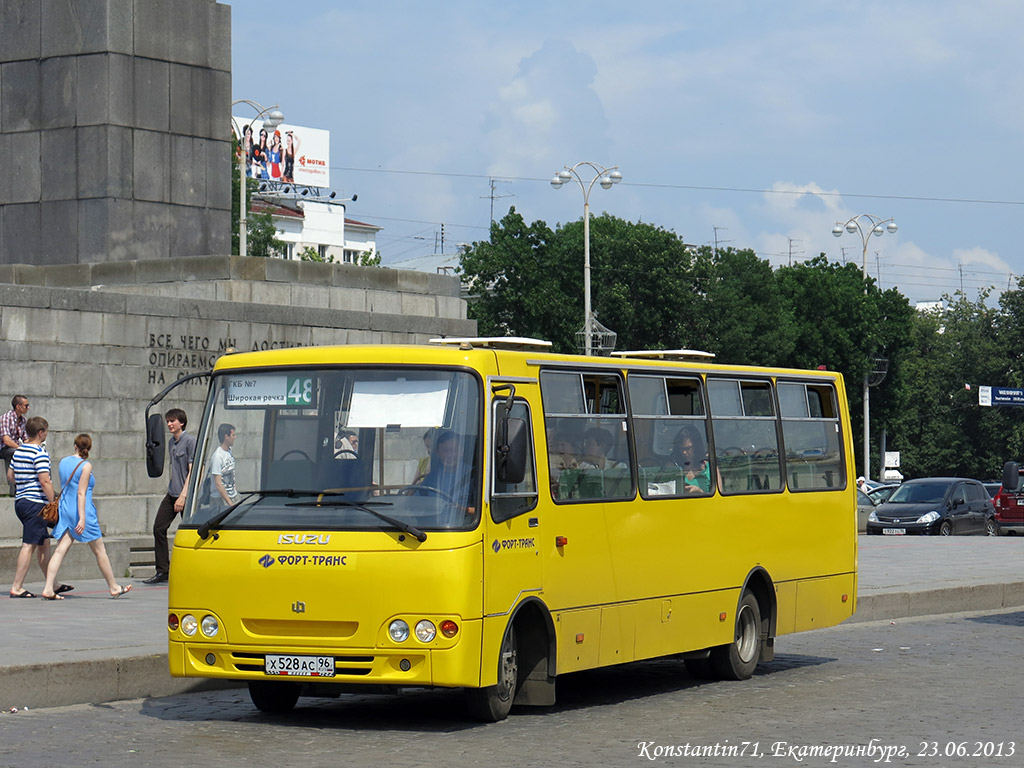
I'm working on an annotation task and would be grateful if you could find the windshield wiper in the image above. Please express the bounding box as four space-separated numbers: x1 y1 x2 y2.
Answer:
286 499 428 542
196 489 323 540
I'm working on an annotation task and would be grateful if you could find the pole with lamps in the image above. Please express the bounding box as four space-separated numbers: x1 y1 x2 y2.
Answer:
230 99 284 258
551 162 622 356
831 213 898 481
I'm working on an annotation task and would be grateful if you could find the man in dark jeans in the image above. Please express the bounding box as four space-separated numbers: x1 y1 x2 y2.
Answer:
143 408 196 585
0 395 29 496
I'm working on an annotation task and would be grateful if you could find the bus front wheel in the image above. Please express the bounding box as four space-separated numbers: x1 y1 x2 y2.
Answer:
710 592 762 680
466 623 518 722
248 680 300 713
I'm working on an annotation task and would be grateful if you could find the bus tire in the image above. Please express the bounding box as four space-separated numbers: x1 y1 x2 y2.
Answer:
248 680 300 713
710 592 761 680
466 622 518 722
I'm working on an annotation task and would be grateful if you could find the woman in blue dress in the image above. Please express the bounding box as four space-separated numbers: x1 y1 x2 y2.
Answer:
41 434 131 599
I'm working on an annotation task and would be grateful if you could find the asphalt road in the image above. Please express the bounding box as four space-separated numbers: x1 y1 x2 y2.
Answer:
2 607 1020 768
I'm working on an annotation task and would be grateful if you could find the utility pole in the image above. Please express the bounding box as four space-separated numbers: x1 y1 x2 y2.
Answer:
788 237 802 266
484 178 514 226
713 226 730 257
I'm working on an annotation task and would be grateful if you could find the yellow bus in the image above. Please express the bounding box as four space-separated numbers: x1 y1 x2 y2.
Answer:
148 338 857 721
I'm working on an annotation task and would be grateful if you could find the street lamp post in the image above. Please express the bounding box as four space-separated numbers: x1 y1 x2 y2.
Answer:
551 162 622 356
832 213 898 481
231 99 284 258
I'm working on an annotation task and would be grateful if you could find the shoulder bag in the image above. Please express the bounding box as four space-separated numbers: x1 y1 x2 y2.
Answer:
40 459 87 526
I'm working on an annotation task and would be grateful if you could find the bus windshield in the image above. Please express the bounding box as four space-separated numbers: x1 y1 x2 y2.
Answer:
184 366 481 533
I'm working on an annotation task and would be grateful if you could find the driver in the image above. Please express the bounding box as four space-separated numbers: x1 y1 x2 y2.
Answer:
418 430 476 513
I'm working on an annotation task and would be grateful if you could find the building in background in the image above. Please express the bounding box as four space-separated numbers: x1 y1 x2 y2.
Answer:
252 197 379 264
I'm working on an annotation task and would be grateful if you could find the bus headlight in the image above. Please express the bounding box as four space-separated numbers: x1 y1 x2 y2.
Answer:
389 619 410 642
201 615 220 638
181 614 198 636
415 620 436 642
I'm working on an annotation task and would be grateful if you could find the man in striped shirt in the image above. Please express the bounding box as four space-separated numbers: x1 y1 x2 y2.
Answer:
8 416 55 599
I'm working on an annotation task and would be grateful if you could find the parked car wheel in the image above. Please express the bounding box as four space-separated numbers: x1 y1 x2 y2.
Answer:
985 518 999 536
938 520 953 536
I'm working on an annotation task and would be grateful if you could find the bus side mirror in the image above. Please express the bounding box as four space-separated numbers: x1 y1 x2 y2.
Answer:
1002 461 1020 493
146 413 166 478
496 416 527 485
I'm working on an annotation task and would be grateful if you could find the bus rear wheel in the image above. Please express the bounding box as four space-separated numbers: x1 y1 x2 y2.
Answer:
466 623 518 722
248 680 300 713
710 592 762 680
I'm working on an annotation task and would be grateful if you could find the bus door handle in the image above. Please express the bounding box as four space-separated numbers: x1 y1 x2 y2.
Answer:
529 518 538 528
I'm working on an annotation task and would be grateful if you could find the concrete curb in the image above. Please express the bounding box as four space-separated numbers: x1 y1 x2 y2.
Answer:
851 581 1024 623
2 654 238 710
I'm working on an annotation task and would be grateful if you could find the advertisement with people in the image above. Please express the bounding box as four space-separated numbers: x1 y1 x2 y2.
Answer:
232 118 330 189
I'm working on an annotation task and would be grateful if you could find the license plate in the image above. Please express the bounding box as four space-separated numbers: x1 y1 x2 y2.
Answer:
882 528 906 536
265 654 335 677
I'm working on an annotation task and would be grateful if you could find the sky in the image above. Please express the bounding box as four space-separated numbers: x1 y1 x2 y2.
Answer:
231 1 1024 306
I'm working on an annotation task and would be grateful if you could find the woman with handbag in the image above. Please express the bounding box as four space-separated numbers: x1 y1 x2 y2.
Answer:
41 434 131 600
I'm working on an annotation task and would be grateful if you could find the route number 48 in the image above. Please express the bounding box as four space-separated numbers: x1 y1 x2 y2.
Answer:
286 377 314 406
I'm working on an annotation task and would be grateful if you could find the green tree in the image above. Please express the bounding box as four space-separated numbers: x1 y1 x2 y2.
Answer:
231 138 283 258
692 246 797 366
460 208 700 353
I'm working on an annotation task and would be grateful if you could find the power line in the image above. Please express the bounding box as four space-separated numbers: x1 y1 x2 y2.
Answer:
332 165 1024 208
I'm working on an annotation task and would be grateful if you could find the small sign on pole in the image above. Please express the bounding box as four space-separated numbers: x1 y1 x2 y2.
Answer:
979 386 1024 407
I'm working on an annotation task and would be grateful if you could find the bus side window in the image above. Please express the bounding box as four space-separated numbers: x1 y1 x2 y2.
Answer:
629 375 713 499
709 379 782 495
542 370 633 502
779 381 844 491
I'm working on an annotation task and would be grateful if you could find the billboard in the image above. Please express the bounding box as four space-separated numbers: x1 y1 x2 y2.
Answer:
232 117 330 189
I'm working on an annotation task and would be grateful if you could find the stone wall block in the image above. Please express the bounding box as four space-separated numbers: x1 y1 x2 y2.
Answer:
205 138 231 211
41 0 134 57
40 128 78 201
365 289 402 315
1 60 41 131
130 201 175 260
40 200 79 264
40 55 77 128
0 0 42 61
2 204 42 267
55 308 105 343
42 264 91 288
290 284 330 309
92 260 138 286
170 135 201 205
401 294 436 318
77 198 130 263
132 57 169 132
132 129 170 202
4 132 42 204
0 361 55 399
328 287 367 312
208 1 231 72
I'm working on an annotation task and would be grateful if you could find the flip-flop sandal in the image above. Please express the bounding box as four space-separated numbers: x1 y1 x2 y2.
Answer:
41 593 64 601
110 585 133 599
55 584 74 594
9 591 36 598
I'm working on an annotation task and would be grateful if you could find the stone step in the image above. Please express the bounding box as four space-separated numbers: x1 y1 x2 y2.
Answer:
0 535 154 583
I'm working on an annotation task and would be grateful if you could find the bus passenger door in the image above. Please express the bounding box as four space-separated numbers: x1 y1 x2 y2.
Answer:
484 396 543 616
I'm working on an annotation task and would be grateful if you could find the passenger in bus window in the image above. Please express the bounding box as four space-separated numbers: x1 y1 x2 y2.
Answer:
547 430 580 499
671 426 711 494
579 428 625 470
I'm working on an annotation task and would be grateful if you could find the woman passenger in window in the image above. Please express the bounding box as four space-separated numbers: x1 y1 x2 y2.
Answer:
578 427 625 470
671 425 711 494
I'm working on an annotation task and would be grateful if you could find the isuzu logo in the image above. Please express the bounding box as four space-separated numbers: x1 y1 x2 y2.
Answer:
278 534 331 545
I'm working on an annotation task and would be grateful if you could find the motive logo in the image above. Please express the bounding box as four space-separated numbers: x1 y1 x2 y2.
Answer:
492 539 501 553
259 554 274 568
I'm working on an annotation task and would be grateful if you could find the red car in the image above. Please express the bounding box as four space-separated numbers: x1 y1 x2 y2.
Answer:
993 473 1024 535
